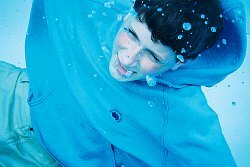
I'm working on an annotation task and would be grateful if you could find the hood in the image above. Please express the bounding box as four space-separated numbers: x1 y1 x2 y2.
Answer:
158 0 247 88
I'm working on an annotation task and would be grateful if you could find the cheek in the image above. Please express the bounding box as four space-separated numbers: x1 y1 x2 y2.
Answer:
140 61 162 75
114 31 130 47
140 59 170 75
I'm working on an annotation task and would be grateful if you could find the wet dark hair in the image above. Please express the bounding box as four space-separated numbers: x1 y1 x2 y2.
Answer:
133 0 224 60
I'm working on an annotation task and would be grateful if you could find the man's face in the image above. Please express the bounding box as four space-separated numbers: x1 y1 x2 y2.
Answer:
109 13 181 82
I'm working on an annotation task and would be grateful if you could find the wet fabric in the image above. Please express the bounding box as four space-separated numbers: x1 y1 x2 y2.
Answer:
0 61 58 166
25 0 246 166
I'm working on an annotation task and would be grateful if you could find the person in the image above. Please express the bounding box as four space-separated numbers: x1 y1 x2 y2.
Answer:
0 0 246 166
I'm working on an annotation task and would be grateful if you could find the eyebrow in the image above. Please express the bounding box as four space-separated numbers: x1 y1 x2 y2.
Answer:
129 22 164 63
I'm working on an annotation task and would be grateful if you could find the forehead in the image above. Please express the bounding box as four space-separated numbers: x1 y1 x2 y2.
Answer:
125 14 175 58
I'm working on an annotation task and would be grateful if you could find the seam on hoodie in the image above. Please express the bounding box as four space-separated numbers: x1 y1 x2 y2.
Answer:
27 89 55 107
161 85 169 167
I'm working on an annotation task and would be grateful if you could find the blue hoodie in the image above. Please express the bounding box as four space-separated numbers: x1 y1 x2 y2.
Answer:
25 0 246 166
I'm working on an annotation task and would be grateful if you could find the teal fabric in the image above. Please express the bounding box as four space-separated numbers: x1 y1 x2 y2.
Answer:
0 61 57 166
25 0 246 166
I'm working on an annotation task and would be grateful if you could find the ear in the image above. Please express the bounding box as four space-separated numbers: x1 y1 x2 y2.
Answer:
171 61 184 71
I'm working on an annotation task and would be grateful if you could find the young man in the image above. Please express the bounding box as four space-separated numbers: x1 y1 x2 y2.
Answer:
0 0 246 166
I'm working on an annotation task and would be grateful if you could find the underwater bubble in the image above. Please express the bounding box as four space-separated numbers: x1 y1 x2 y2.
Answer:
117 14 123 21
176 54 184 63
146 75 156 87
180 10 182 12
102 45 110 53
162 13 165 16
148 101 156 108
177 35 183 40
211 27 217 32
99 88 103 91
87 14 93 18
157 8 163 12
201 14 205 19
182 22 192 31
92 10 96 14
104 1 115 8
93 73 98 78
102 12 107 16
181 48 186 53
42 16 45 20
192 9 195 13
232 102 236 106
198 54 202 57
222 39 227 45
204 21 208 25
219 14 223 18
55 17 58 21
217 44 220 48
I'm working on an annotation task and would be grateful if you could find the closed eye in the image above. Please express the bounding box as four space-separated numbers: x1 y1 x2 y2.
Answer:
148 50 161 62
124 27 138 41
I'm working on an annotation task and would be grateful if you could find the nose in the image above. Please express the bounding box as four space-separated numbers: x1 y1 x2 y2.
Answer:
120 45 143 67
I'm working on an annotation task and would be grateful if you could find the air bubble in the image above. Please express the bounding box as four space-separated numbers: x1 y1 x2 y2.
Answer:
232 102 236 106
148 101 155 108
222 39 227 45
157 8 162 12
176 54 184 63
211 27 217 32
177 35 183 40
146 75 156 87
182 22 192 31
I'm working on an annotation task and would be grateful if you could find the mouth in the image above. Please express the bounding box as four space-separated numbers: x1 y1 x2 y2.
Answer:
114 53 135 78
